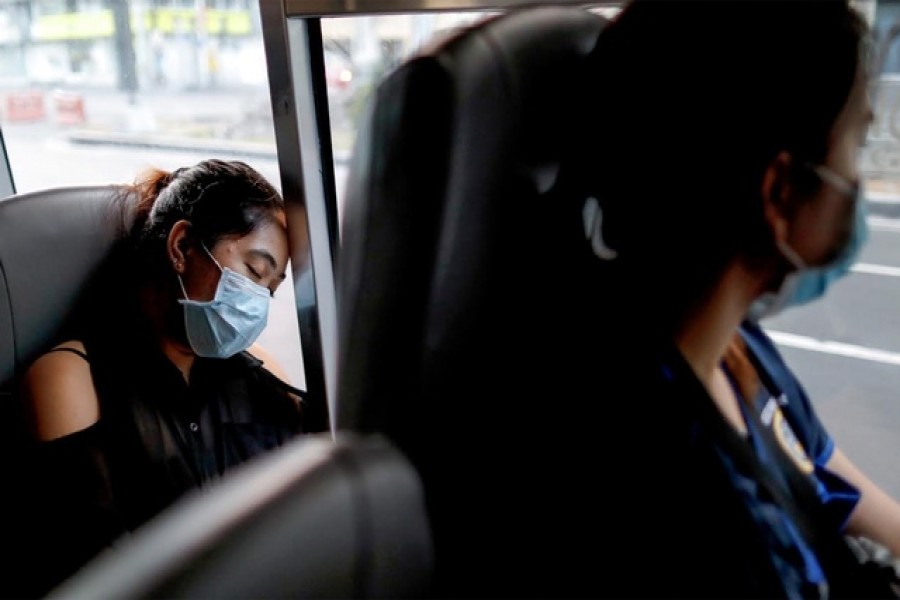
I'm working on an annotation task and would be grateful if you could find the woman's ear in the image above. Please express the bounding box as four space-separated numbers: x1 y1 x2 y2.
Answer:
166 220 193 275
761 151 794 245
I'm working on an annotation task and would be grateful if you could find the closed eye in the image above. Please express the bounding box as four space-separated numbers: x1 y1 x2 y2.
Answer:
246 264 263 281
245 263 276 297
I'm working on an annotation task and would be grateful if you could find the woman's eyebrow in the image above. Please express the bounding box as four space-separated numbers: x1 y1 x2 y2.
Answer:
247 248 276 269
247 248 285 279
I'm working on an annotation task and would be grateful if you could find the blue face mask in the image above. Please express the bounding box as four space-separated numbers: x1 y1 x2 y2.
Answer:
748 164 867 322
178 244 271 358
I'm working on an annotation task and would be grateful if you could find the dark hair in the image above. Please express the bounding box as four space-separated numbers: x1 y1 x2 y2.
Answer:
129 159 284 277
583 0 869 334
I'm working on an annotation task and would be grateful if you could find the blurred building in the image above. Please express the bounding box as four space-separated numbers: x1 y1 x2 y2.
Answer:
0 0 263 91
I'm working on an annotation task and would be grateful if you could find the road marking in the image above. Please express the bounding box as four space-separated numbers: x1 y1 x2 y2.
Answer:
869 215 900 232
852 262 900 277
767 330 900 367
867 191 900 204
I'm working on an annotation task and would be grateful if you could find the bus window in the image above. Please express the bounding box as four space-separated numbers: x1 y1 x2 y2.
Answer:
0 0 306 393
322 7 621 223
321 12 499 222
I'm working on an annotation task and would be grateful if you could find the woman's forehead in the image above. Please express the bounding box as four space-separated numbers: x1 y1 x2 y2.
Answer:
237 220 289 260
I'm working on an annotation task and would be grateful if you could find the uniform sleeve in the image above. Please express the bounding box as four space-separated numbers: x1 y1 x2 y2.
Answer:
740 321 834 465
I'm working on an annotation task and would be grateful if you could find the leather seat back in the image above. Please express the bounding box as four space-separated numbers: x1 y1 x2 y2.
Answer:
336 7 610 595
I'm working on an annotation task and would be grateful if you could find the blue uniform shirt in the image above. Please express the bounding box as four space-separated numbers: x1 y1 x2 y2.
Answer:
729 320 862 596
739 319 861 529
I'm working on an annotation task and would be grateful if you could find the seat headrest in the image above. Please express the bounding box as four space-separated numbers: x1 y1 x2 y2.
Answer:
335 8 612 594
337 5 607 445
0 185 136 387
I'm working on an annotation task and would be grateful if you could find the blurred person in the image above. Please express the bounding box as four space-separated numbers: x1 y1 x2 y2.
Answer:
20 159 306 594
742 220 900 565
576 0 900 596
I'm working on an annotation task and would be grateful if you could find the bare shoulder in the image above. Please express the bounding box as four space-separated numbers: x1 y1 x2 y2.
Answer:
246 343 292 385
22 340 100 441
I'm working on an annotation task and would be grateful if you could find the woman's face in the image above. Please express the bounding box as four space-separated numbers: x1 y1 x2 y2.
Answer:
785 71 873 267
181 211 290 303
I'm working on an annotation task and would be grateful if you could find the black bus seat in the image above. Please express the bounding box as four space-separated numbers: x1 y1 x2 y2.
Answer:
336 6 610 596
0 185 135 394
0 185 135 597
48 433 433 599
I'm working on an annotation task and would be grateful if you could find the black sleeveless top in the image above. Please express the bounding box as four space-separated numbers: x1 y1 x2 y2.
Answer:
28 320 306 594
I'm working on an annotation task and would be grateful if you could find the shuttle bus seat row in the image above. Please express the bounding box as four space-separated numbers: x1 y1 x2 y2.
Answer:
336 6 611 595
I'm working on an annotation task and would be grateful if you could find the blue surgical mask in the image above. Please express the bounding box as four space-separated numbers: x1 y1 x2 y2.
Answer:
748 164 867 321
178 244 271 358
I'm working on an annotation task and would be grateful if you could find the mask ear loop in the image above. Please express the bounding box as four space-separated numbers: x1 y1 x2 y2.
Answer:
173 240 218 302
172 249 190 301
807 163 857 198
775 239 807 272
769 193 806 273
176 272 191 301
200 242 224 272
178 242 225 302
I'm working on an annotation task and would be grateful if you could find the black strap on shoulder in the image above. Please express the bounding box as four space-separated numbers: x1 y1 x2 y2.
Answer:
46 346 89 362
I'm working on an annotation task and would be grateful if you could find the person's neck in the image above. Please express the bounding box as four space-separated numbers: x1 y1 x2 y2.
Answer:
139 283 196 383
674 262 760 386
159 336 196 382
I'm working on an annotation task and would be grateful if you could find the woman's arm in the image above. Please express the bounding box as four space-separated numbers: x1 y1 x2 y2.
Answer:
22 341 100 440
828 447 900 557
20 342 126 593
